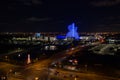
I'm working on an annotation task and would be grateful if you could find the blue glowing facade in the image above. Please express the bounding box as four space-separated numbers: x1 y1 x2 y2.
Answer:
66 23 79 39
35 33 41 38
56 35 66 40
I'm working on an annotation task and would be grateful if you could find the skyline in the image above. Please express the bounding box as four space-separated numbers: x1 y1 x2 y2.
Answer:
2 0 120 32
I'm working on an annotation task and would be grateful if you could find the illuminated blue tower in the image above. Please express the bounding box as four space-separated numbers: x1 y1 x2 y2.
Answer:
66 23 79 39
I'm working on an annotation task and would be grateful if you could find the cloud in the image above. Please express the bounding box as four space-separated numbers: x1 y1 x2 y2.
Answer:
110 23 120 26
103 16 120 24
15 0 43 6
32 0 43 5
97 23 120 27
27 17 51 22
92 15 120 31
94 23 120 31
91 0 120 7
106 16 120 20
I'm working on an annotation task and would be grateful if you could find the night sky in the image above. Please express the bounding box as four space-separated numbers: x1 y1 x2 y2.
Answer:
2 0 120 32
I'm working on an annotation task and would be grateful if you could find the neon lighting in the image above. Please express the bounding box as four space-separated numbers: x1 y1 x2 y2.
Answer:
56 35 66 39
66 23 79 39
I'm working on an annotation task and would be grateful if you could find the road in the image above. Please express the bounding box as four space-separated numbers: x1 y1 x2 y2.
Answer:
49 68 120 80
7 45 82 80
0 49 24 57
3 44 120 80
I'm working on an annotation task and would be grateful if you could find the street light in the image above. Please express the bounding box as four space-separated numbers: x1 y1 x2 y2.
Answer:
75 77 77 80
35 77 39 80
